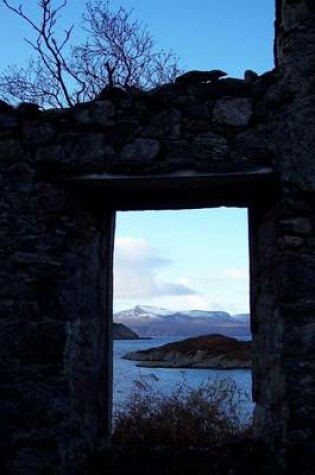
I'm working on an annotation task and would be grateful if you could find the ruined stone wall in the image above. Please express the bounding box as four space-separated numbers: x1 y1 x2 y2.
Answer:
0 101 115 472
29 74 276 179
254 1 315 470
0 1 315 472
0 71 280 474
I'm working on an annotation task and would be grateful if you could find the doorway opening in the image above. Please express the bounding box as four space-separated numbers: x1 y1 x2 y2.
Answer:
111 207 252 449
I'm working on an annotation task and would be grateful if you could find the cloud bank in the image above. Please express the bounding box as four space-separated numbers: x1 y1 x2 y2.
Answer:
114 237 197 300
114 237 249 314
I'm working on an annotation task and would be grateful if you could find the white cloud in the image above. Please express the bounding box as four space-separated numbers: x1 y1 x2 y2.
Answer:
222 268 248 280
114 238 249 314
115 237 170 268
178 270 249 314
114 237 197 300
186 267 248 285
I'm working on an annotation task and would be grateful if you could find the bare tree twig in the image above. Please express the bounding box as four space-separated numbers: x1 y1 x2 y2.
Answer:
0 0 182 108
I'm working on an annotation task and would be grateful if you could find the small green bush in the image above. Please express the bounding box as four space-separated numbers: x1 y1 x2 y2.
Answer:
112 376 251 450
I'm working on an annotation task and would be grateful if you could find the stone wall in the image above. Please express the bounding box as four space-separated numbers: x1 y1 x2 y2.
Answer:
264 1 315 470
0 1 314 473
16 71 276 178
0 98 117 471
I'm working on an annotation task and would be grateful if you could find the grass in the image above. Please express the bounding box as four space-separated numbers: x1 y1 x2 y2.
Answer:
112 376 251 451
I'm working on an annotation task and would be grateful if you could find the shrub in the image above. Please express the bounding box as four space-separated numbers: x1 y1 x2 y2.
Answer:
112 376 251 450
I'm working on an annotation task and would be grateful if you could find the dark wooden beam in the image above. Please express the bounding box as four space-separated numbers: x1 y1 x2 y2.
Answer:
64 167 280 210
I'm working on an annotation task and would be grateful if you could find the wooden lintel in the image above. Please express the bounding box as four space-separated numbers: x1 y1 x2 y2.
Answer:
64 167 279 210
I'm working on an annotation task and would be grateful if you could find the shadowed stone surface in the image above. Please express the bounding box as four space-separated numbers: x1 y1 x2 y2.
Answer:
0 1 315 474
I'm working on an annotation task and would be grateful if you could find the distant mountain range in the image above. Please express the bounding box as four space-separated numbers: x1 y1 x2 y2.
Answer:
113 305 250 338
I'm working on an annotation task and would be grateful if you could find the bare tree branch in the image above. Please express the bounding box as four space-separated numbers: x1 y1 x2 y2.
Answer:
0 0 182 108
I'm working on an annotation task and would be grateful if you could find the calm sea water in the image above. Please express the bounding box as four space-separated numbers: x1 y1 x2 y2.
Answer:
113 336 254 421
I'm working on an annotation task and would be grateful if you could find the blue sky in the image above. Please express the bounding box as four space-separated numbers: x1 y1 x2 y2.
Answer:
0 1 275 314
0 1 274 77
114 208 250 314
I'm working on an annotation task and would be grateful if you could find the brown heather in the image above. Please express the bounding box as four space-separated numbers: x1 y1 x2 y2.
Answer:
112 377 250 450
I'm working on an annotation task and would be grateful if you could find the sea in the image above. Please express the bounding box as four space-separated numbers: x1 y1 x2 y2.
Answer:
113 335 254 423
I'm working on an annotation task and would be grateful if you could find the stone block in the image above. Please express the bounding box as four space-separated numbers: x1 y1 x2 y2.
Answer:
278 235 304 248
36 143 63 163
13 251 62 269
67 134 117 168
74 100 116 127
187 78 252 99
234 129 271 161
0 113 17 130
0 139 23 161
121 138 160 161
16 322 66 365
182 103 210 120
37 133 116 170
5 448 58 474
280 217 312 235
163 139 193 161
283 321 315 356
142 108 181 138
22 121 56 144
17 102 40 117
213 98 253 126
276 253 315 302
193 132 229 160
6 162 34 192
0 299 15 319
0 99 13 112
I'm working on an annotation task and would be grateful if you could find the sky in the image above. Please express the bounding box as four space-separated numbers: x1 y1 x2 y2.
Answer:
0 1 275 315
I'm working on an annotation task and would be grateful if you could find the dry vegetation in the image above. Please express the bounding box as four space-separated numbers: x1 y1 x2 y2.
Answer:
112 376 251 450
89 377 267 475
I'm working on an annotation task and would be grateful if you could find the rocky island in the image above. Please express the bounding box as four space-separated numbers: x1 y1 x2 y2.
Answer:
123 334 251 369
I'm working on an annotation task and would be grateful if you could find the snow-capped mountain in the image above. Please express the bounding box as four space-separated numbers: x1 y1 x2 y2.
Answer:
113 305 250 337
115 305 175 321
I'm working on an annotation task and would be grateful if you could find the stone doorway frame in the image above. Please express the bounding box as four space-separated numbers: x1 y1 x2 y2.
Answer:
74 170 280 442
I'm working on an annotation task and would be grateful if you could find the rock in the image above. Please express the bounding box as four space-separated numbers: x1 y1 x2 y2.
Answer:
163 138 192 161
37 133 116 170
113 323 139 340
124 86 146 97
142 108 181 138
213 98 253 127
234 129 270 161
148 83 181 102
22 121 56 144
0 99 13 112
74 100 116 127
182 103 210 120
0 113 17 130
17 102 40 117
244 70 259 84
252 69 278 97
16 322 66 365
175 70 227 86
0 139 23 161
193 132 229 160
123 334 252 369
121 138 160 161
263 83 293 105
280 217 312 235
187 78 252 100
96 86 128 101
280 235 304 248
